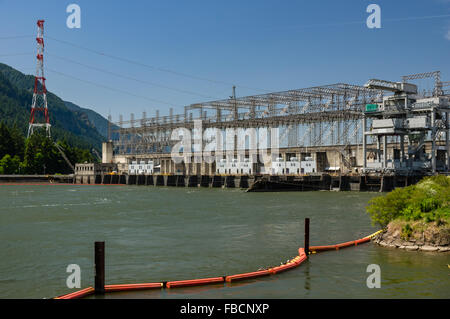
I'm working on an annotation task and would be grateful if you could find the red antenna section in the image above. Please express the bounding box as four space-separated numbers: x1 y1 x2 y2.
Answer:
28 19 51 138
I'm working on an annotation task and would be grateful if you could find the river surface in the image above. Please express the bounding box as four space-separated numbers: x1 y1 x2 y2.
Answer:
0 185 448 299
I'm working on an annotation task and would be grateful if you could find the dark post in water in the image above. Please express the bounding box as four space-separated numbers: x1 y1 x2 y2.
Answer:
304 218 310 255
95 241 105 294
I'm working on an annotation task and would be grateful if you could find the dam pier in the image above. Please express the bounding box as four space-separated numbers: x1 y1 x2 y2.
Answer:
74 166 426 193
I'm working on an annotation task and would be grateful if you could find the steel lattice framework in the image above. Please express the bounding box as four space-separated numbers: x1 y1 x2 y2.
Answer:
112 82 386 155
402 71 443 96
28 19 51 138
112 71 449 156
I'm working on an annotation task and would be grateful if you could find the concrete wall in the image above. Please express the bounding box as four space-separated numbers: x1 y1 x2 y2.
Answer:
102 141 113 164
109 141 446 175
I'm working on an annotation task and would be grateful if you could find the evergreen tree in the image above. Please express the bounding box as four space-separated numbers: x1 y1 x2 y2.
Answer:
23 133 52 174
10 123 25 160
0 154 21 174
0 122 24 160
0 122 96 175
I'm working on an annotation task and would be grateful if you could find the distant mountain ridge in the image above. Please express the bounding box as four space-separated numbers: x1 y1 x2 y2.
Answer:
0 62 111 150
64 101 119 140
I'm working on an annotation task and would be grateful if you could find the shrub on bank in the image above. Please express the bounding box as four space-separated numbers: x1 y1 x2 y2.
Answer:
366 175 450 228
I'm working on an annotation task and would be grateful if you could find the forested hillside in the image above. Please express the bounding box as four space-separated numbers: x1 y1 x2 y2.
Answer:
0 62 107 150
64 101 119 140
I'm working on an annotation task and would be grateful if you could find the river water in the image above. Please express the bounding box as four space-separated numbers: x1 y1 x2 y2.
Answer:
0 185 448 299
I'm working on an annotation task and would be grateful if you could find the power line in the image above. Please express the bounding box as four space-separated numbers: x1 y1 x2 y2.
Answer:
6 11 448 96
271 14 450 30
0 52 34 57
0 35 34 40
384 14 450 23
44 35 272 93
46 52 222 100
0 51 185 109
45 67 181 108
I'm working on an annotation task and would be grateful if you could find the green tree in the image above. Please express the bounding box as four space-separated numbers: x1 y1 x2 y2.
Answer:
0 154 21 174
0 122 25 160
0 121 97 175
0 122 13 159
54 139 94 171
9 123 25 159
366 176 450 227
23 133 59 174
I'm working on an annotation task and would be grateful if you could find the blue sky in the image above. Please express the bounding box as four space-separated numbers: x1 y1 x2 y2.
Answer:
0 0 449 121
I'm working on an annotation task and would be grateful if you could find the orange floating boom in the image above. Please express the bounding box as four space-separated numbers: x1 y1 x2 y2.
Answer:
309 245 337 252
105 282 163 292
298 248 306 257
225 270 272 282
336 241 356 249
270 256 306 274
53 231 381 298
355 237 371 244
54 287 94 299
166 277 224 288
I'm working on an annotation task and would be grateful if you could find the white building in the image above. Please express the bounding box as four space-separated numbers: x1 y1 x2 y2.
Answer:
216 158 253 175
128 160 154 175
228 159 239 175
285 157 300 175
239 158 252 175
145 161 154 174
300 157 316 174
271 157 286 175
216 159 227 174
271 157 315 175
128 161 138 174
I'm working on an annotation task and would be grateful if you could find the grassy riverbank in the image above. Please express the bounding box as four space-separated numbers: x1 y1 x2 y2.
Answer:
366 175 450 249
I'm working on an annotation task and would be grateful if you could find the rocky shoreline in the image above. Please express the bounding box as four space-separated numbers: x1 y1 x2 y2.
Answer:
373 236 449 252
372 222 450 253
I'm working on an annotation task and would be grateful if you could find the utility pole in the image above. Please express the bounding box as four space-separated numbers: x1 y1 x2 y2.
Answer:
230 85 237 120
230 86 237 159
107 114 112 142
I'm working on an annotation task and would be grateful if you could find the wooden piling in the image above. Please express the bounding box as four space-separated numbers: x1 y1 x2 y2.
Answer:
94 241 105 294
304 218 310 255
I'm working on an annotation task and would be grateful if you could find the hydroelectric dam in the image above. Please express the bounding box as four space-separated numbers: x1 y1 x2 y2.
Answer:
74 72 450 191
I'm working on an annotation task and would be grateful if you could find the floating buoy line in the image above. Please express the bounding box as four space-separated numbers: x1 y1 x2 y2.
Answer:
54 230 383 299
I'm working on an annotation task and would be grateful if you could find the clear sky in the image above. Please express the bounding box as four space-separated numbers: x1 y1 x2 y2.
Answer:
0 0 449 121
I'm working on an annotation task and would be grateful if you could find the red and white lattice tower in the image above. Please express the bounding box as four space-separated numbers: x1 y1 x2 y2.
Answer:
28 19 51 138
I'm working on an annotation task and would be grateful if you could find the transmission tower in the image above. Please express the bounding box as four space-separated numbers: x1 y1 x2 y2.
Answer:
28 19 51 138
